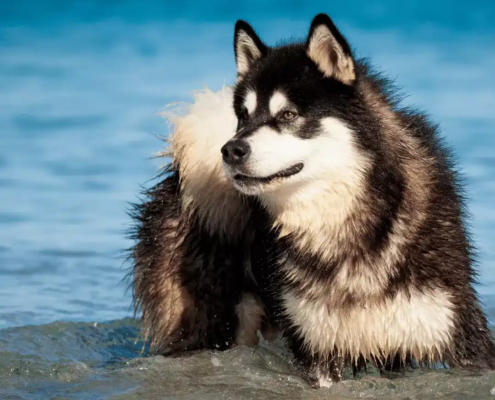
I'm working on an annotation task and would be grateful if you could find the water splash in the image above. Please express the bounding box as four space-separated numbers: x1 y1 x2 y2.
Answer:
1 319 495 399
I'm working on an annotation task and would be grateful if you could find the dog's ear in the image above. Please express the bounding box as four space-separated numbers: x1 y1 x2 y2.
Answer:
305 14 355 84
234 20 268 80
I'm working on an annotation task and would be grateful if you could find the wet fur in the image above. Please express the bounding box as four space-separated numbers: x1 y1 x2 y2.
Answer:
129 14 495 388
231 14 495 387
129 89 268 354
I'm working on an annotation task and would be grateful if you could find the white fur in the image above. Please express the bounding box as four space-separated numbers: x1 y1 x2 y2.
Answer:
244 91 257 115
235 31 263 77
269 91 288 116
225 117 367 202
282 287 455 362
318 374 333 388
164 87 249 240
256 118 369 244
243 125 307 177
307 24 355 83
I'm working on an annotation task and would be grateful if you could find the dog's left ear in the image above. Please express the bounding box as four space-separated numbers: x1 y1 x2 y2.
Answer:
234 20 268 80
305 14 355 84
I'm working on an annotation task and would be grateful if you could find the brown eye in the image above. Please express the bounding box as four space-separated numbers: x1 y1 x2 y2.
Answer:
282 111 297 121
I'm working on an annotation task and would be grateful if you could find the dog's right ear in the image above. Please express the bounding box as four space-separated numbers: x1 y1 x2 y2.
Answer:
234 20 268 80
305 14 355 84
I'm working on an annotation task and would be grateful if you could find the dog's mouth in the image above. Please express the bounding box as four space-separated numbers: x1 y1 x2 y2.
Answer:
233 163 304 185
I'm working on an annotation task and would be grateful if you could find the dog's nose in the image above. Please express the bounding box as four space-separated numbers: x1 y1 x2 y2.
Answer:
221 140 251 166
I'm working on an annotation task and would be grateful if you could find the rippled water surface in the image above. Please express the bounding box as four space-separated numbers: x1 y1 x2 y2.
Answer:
1 0 495 398
3 319 495 399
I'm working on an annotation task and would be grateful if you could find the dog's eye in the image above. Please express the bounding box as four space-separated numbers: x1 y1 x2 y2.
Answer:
281 111 297 121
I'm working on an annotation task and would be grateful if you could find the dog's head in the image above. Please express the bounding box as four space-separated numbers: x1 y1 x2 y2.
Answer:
222 14 372 199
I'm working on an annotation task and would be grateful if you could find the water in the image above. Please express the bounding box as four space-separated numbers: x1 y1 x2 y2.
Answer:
1 1 495 398
2 325 495 400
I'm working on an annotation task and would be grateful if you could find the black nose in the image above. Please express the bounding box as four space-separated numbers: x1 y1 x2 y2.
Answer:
221 139 251 166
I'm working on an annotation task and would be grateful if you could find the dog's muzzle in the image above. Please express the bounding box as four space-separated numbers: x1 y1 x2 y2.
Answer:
221 139 251 166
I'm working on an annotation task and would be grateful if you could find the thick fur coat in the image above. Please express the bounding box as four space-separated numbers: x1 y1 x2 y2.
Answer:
130 13 495 387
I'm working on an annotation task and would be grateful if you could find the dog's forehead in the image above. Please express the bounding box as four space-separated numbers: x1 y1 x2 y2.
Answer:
234 46 314 109
241 89 291 115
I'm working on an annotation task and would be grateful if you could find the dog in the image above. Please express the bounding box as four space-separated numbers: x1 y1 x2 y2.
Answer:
130 13 495 388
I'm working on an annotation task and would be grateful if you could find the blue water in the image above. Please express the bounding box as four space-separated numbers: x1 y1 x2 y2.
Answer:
1 1 495 398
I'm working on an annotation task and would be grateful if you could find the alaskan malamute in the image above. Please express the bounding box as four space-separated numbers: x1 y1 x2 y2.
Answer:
131 13 495 388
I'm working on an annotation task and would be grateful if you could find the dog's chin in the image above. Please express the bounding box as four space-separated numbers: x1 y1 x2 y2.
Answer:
231 180 267 196
227 163 304 196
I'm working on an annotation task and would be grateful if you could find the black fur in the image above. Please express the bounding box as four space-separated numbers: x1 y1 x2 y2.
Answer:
234 20 269 78
233 13 495 384
128 13 495 388
129 166 249 355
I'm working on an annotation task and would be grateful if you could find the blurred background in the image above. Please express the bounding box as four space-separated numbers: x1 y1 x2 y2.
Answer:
1 0 494 330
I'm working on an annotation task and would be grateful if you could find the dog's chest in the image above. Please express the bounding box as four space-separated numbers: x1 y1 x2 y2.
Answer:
281 286 456 360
